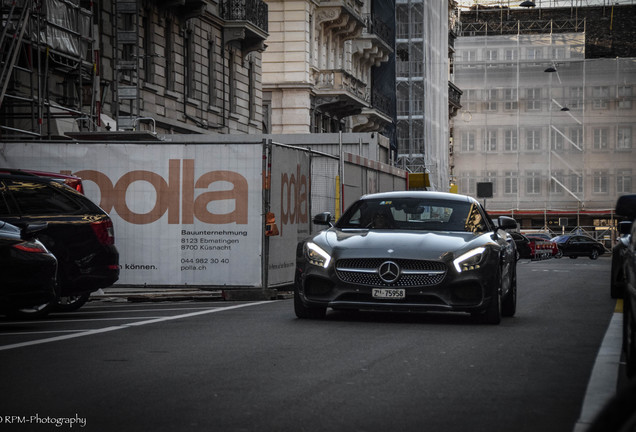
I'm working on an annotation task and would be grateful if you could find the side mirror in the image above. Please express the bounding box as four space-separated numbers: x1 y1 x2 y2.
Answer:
313 212 332 226
618 220 632 235
497 216 518 231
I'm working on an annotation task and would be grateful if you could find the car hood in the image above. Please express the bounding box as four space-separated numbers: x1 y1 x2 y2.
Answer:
312 228 493 261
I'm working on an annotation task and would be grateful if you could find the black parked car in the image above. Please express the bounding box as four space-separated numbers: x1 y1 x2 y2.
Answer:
0 220 57 316
611 221 632 299
294 191 518 324
551 234 605 260
0 169 119 317
615 194 636 377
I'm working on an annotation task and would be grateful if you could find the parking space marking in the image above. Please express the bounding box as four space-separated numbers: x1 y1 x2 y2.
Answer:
0 317 166 326
0 301 272 352
1 330 92 336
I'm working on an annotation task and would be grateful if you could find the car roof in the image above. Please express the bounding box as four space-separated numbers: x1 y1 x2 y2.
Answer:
359 190 476 204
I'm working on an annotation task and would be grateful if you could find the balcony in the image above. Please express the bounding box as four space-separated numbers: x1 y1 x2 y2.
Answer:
316 1 365 41
449 81 463 117
313 69 369 119
220 0 268 54
353 91 394 132
352 14 394 67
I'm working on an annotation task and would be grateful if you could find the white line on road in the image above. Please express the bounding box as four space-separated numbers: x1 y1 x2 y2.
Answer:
0 301 273 352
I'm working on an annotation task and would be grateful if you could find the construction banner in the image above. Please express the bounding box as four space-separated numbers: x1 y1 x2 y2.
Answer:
266 144 311 286
0 142 264 287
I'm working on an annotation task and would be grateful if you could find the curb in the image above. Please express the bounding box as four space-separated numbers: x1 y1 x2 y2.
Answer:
90 288 293 303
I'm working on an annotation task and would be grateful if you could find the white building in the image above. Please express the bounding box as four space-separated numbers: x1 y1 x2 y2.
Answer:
453 28 636 230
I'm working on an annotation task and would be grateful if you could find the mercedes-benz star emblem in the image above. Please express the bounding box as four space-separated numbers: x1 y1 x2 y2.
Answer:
378 261 400 284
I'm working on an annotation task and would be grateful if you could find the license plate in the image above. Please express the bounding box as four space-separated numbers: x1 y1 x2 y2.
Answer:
372 288 405 299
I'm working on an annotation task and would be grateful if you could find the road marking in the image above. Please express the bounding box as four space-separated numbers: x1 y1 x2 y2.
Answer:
0 301 272 352
573 311 623 432
0 317 166 326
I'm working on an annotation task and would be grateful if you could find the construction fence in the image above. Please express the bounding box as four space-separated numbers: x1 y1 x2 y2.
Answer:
0 138 407 289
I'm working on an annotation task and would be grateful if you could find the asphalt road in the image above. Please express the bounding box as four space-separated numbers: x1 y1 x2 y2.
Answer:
0 257 621 432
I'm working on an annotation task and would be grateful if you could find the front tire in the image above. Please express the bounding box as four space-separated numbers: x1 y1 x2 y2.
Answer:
294 286 326 319
502 269 517 317
590 249 599 260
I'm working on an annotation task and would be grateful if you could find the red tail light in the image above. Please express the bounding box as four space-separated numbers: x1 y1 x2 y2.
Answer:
91 219 115 245
13 240 49 253
65 178 85 194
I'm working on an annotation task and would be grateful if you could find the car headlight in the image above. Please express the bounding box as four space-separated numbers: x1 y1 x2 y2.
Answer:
304 242 332 268
453 247 486 273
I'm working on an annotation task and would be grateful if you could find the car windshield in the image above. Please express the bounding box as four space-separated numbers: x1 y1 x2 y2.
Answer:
335 198 490 233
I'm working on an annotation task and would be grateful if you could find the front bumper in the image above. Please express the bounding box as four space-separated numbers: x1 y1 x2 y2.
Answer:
296 261 498 314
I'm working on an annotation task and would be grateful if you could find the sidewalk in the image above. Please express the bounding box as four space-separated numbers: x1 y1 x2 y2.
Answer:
89 286 293 303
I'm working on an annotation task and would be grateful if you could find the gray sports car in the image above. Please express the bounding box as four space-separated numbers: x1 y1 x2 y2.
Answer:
294 191 518 324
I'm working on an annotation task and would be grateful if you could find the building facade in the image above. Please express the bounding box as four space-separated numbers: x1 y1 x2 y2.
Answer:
0 0 269 138
261 0 395 144
395 0 459 191
453 17 636 231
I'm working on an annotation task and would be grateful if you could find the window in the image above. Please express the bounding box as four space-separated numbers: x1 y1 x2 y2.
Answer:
6 181 84 214
504 88 517 110
504 49 518 62
570 126 583 151
462 50 477 65
569 87 583 110
208 40 217 107
526 88 541 111
248 57 256 120
551 171 564 194
165 19 174 92
485 129 497 152
570 174 583 194
592 86 609 109
464 89 477 112
551 47 565 59
526 128 541 151
460 173 476 195
526 47 542 61
504 171 518 194
593 128 608 150
143 11 154 84
461 131 476 152
485 49 498 64
551 127 565 151
504 129 518 151
184 28 195 99
526 171 541 195
618 127 632 150
617 170 632 193
484 89 497 111
618 86 633 109
484 171 498 196
592 171 609 193
229 49 236 113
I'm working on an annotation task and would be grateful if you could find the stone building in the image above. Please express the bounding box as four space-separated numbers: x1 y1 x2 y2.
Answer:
261 0 396 144
0 0 269 138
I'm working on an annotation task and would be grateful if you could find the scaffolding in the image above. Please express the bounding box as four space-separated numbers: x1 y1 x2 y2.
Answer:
452 25 636 228
0 0 97 139
395 0 450 190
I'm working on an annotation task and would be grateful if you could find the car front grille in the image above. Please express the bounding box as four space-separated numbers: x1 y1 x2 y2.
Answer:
335 258 447 287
